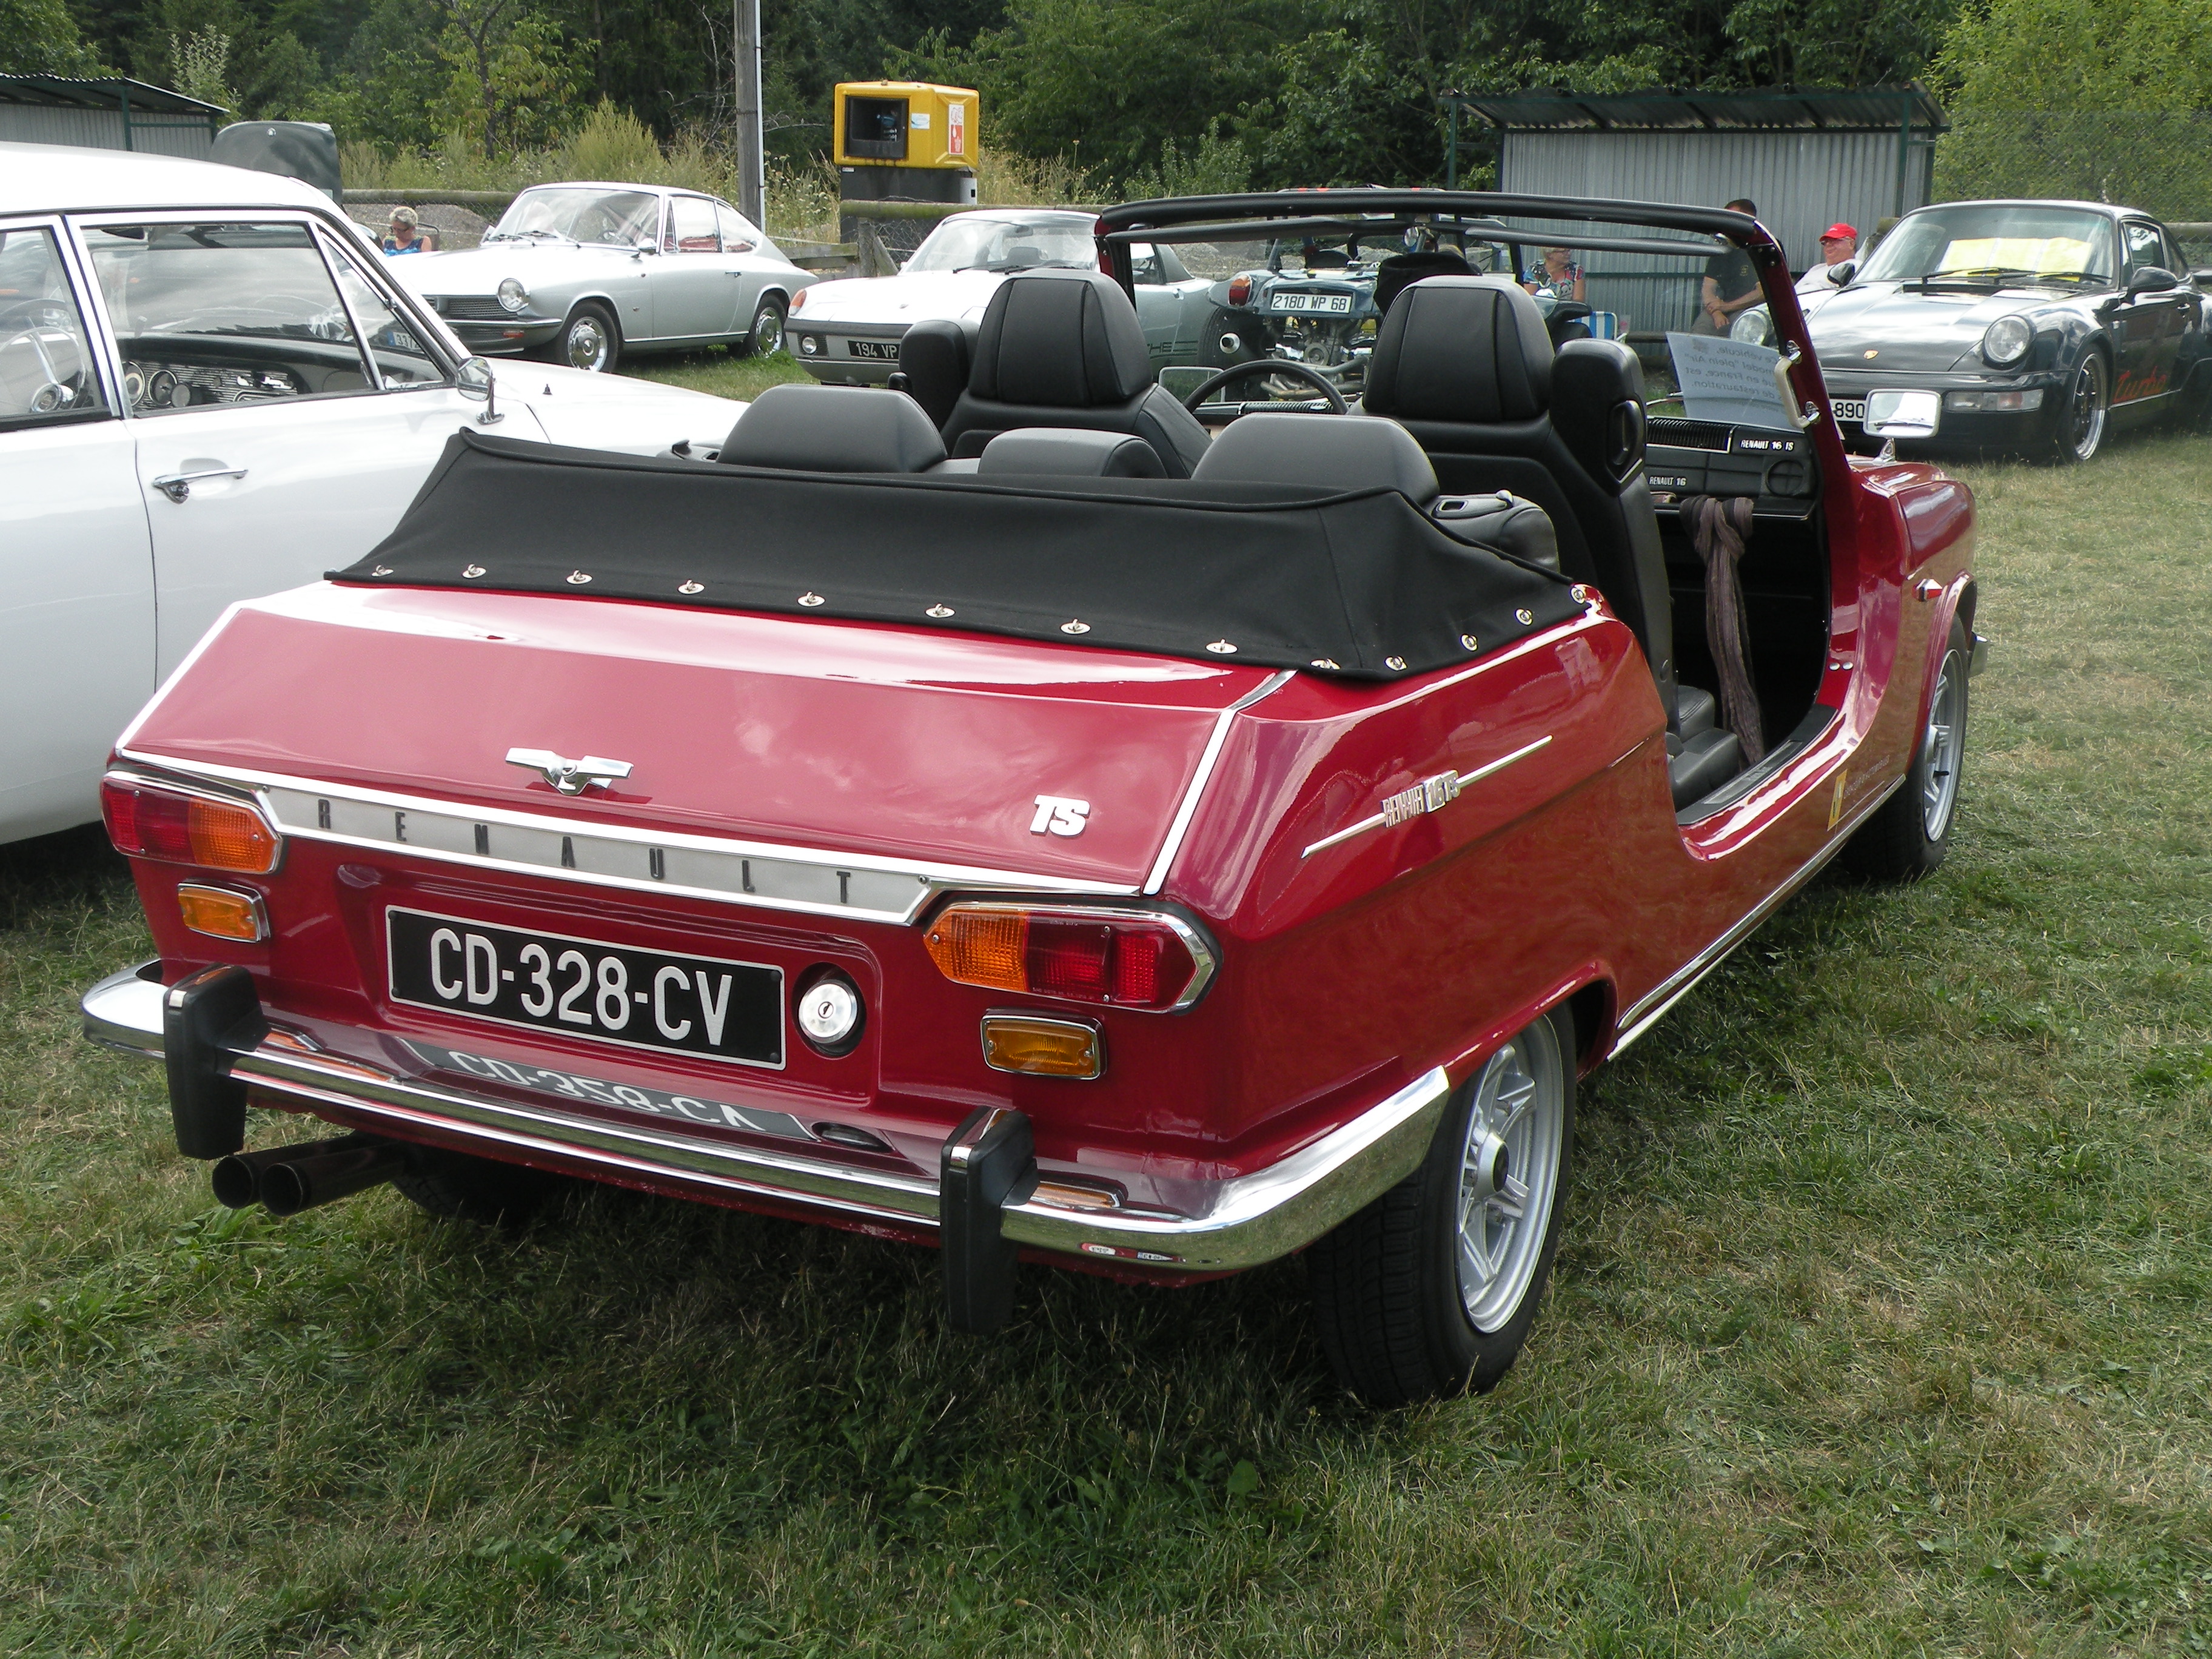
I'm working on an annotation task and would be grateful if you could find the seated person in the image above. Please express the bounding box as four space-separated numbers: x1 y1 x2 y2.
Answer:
381 207 437 256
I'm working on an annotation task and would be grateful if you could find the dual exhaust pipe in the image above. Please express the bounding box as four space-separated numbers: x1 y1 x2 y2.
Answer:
212 1132 407 1217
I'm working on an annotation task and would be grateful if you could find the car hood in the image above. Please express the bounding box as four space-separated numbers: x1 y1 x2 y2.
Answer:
1809 282 2071 375
794 268 1025 327
503 363 739 455
392 241 637 296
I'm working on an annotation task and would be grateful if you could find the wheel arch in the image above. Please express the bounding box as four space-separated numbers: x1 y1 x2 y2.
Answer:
1439 967 1617 1093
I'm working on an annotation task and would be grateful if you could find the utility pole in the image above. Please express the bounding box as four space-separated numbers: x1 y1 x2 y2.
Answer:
734 0 763 225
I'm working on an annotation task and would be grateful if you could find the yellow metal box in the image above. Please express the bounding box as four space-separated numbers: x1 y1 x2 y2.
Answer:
834 81 977 169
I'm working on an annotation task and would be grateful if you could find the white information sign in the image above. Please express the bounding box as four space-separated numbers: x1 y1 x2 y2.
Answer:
1666 331 1794 428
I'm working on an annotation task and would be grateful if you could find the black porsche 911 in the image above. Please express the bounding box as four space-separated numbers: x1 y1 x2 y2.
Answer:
1736 199 2211 463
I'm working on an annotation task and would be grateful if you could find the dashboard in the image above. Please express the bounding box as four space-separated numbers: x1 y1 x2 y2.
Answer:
1646 417 1819 518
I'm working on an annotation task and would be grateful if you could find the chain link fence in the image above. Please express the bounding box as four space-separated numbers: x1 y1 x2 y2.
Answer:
1934 111 2212 260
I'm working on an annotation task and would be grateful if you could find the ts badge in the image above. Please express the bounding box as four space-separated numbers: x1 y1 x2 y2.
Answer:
1030 794 1091 837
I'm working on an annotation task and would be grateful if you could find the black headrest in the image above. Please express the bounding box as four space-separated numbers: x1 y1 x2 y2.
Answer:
717 383 947 472
1550 338 1648 484
978 428 1166 478
897 317 973 430
1363 276 1554 423
968 269 1152 408
1373 249 1471 315
1191 413 1438 501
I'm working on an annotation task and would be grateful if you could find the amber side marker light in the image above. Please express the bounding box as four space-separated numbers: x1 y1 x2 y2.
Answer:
176 883 269 942
981 1014 1104 1079
102 777 281 874
923 903 1213 1011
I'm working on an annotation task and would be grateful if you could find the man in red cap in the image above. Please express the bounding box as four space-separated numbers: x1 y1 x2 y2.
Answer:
1797 223 1859 292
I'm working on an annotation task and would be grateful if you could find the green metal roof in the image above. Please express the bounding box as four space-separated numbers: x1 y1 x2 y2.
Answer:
1453 85 1946 135
0 75 227 117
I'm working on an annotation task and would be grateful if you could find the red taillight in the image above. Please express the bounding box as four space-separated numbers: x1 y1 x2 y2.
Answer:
1227 275 1253 306
102 777 281 874
923 905 1210 1011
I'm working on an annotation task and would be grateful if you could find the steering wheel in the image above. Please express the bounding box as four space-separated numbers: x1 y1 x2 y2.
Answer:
1181 358 1350 423
0 300 90 415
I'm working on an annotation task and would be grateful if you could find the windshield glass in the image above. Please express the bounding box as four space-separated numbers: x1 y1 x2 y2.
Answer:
491 188 660 246
1857 204 2114 285
903 216 1096 274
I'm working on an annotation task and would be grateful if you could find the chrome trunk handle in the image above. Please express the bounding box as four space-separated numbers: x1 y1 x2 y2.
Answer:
151 466 247 503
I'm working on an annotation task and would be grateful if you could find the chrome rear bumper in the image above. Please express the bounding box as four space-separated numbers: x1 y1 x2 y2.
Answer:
82 964 1450 1277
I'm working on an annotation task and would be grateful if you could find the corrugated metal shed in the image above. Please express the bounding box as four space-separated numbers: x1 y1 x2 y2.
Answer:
1458 87 1945 336
0 76 225 159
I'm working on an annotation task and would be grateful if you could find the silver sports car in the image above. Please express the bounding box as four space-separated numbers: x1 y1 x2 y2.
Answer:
789 209 1222 383
390 182 817 372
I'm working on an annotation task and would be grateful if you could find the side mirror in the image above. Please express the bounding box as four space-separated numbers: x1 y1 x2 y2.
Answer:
633 238 658 256
1864 389 1939 440
2126 266 2179 297
455 355 502 424
1826 261 1854 286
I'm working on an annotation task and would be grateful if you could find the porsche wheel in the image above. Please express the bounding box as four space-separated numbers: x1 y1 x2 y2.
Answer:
2049 349 2107 464
743 294 786 358
541 301 620 373
391 1145 565 1226
1307 1008 1574 1407
1842 617 1969 882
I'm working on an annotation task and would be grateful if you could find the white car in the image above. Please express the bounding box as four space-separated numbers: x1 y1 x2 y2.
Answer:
390 183 817 372
0 142 742 845
789 209 1222 383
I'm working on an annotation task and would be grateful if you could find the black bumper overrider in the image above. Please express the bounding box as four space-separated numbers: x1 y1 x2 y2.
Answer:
84 963 1453 1333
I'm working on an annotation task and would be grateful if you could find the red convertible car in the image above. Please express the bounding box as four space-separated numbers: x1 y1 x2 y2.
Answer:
82 192 1980 1406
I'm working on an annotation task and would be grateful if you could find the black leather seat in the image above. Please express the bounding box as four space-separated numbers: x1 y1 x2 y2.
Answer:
896 317 974 431
716 383 947 472
937 269 1212 476
1373 250 1470 315
1362 275 1678 722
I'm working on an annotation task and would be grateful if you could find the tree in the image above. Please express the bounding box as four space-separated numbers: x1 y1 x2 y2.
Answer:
1 0 104 72
430 0 585 153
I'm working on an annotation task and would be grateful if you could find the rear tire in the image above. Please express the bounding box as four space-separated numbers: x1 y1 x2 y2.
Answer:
742 294 786 358
1308 1008 1575 1407
391 1146 564 1225
1842 617 1969 882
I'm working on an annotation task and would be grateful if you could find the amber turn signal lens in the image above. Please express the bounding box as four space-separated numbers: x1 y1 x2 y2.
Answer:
102 777 281 874
176 883 268 942
981 1014 1103 1079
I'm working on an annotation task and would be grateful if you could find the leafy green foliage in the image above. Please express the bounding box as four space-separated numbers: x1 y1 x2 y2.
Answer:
0 0 104 72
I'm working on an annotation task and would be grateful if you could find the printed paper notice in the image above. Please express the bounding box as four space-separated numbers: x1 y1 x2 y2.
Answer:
1666 332 1794 428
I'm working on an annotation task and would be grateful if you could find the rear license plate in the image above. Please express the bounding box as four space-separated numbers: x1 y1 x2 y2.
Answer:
845 338 899 358
387 908 783 1068
1830 397 1866 424
1272 292 1351 313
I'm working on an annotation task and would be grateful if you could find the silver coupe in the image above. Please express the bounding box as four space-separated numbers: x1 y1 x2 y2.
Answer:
392 182 817 372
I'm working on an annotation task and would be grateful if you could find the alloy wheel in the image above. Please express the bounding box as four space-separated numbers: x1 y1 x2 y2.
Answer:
1920 643 1966 842
1455 1017 1567 1332
751 302 784 357
2065 353 2107 462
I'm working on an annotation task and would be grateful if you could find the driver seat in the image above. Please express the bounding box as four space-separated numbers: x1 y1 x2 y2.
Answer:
937 269 1212 476
1362 275 1678 723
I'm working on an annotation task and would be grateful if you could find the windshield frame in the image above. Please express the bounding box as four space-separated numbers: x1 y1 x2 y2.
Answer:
1854 203 2117 289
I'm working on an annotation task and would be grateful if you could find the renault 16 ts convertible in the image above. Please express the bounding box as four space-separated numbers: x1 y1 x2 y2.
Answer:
82 191 1983 1406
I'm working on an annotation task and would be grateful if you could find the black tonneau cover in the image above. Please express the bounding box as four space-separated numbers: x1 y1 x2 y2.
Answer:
336 432 1582 679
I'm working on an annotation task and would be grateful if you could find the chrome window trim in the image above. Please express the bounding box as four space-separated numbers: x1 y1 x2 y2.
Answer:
111 751 1139 925
0 212 125 422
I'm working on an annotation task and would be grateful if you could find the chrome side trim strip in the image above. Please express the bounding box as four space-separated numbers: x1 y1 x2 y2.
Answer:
1301 736 1552 859
111 754 1137 926
1608 774 1904 1056
1142 669 1295 896
82 965 1453 1275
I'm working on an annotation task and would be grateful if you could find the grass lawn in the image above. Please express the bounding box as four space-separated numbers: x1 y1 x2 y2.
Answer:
4 430 2210 1656
622 347 812 406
